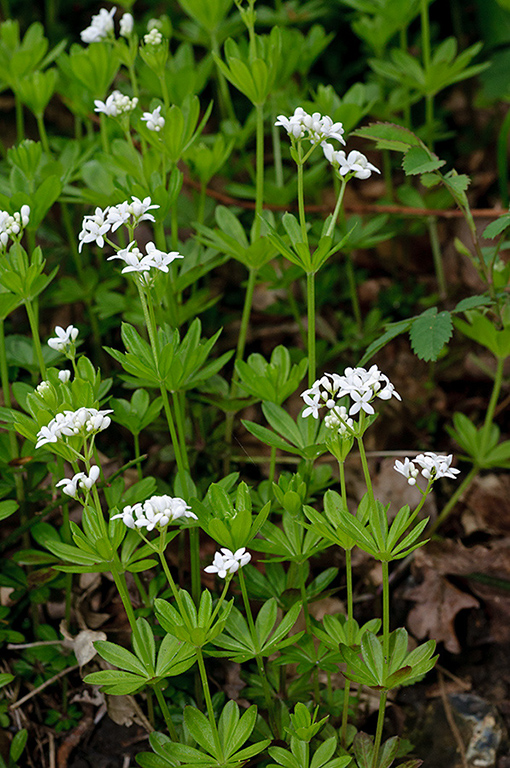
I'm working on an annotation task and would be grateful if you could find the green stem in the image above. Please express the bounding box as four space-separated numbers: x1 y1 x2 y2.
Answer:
325 178 347 238
196 648 223 758
481 355 505 454
161 386 186 476
15 93 24 143
427 465 478 537
400 27 411 128
25 300 47 379
345 254 362 331
36 114 50 154
299 564 310 634
172 391 189 470
357 430 375 508
421 0 433 149
297 154 308 244
340 680 351 748
153 683 178 741
189 527 201 606
272 115 284 188
427 216 446 298
372 690 388 768
99 113 109 154
497 106 510 209
111 566 137 632
306 271 316 387
158 547 185 612
253 103 265 241
381 560 390 660
133 432 143 481
211 32 235 122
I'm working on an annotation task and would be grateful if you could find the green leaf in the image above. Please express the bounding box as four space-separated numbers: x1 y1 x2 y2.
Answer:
93 640 147 675
409 308 453 361
132 618 156 675
353 122 423 152
184 706 219 757
402 146 446 175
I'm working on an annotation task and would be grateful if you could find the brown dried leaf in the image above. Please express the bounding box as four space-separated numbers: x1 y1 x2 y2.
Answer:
60 621 107 668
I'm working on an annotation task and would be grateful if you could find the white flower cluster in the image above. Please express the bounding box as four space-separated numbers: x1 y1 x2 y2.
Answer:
141 106 165 132
35 408 112 449
324 404 355 437
107 240 183 278
144 28 163 45
47 325 79 353
94 90 138 118
301 365 401 421
204 548 251 579
394 453 460 485
275 107 345 146
111 495 197 531
0 205 30 247
78 197 159 253
80 7 116 44
323 144 380 180
57 466 100 497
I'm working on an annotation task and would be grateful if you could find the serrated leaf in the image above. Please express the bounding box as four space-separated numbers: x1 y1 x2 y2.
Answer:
353 122 423 152
409 309 453 361
402 146 446 175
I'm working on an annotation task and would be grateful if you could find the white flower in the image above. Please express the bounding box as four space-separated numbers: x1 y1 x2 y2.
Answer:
94 90 138 117
81 6 116 44
106 201 131 232
119 12 134 37
58 370 71 383
275 108 345 147
78 206 111 252
36 381 50 394
47 325 79 352
79 465 101 490
35 408 112 449
394 458 419 486
56 475 81 497
111 495 195 531
127 196 159 224
108 242 155 274
145 242 183 272
324 405 354 436
0 205 31 247
323 144 380 180
204 548 251 579
144 28 163 45
414 453 460 481
141 106 165 132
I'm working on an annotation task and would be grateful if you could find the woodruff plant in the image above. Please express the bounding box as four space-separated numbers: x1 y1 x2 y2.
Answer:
0 3 482 768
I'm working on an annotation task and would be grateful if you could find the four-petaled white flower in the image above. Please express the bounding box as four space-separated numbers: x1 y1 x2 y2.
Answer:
81 6 116 44
111 495 196 531
141 106 165 132
323 143 380 180
78 207 111 252
204 548 251 579
47 325 79 352
414 453 460 481
56 466 101 497
127 196 159 224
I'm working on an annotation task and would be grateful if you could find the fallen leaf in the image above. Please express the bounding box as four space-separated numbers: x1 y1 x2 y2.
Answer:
60 621 107 668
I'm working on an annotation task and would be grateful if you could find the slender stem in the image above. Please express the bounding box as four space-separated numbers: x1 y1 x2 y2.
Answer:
299 564 310 634
400 27 411 128
428 466 478 536
272 115 284 188
211 32 235 122
25 300 47 378
153 683 178 741
481 355 505 454
161 387 186 475
196 648 223 758
253 103 265 241
189 527 201 606
340 680 351 748
172 391 189 470
99 113 109 154
372 690 388 768
427 216 447 298
306 271 316 388
421 0 433 149
111 567 137 632
15 93 24 143
345 254 362 331
381 560 390 659
357 431 375 507
36 114 50 154
297 154 308 244
345 548 353 621
325 178 347 238
158 547 184 612
133 433 143 481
